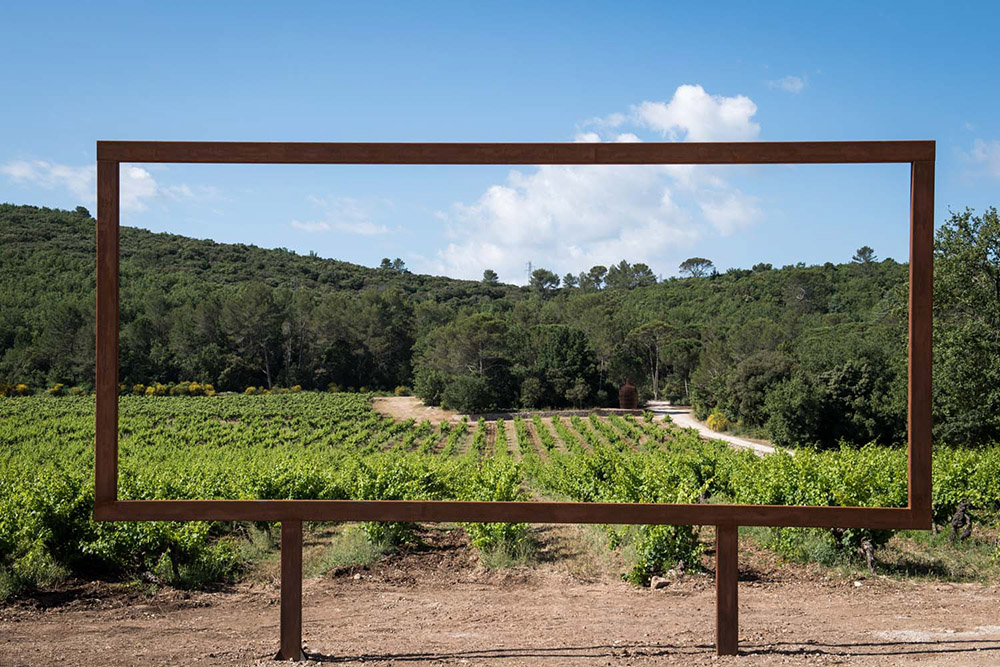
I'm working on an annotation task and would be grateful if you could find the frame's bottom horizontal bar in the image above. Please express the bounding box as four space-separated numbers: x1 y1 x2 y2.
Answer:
94 500 931 529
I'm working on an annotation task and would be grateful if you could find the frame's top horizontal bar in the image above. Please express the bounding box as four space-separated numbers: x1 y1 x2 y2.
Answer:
97 140 935 165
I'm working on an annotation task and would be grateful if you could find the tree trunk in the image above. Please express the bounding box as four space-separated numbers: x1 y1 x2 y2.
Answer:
263 346 273 389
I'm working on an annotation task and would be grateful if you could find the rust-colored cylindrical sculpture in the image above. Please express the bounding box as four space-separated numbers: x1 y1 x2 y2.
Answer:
618 380 638 410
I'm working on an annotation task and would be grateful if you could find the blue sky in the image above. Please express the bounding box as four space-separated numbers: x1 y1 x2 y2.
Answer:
2 1 999 283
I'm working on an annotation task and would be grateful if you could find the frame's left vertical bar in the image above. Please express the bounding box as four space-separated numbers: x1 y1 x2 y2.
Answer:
95 159 119 511
715 525 739 656
277 520 305 661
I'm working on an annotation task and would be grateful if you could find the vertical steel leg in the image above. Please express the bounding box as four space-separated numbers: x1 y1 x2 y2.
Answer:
715 524 739 656
276 520 305 661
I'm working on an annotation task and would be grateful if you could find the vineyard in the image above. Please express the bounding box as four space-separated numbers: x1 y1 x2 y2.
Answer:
2 393 1000 599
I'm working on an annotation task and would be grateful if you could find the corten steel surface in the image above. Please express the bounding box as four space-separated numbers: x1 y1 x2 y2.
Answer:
715 526 739 656
94 140 935 530
95 140 934 659
276 521 305 662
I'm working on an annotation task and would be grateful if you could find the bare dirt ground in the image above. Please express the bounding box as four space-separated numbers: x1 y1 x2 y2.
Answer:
373 396 458 424
3 527 999 666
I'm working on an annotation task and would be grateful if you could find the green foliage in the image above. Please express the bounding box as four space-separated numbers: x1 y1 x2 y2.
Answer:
5 203 1000 445
460 455 530 560
679 257 714 278
2 394 1000 594
933 207 1000 445
413 368 446 406
441 374 494 413
529 267 560 291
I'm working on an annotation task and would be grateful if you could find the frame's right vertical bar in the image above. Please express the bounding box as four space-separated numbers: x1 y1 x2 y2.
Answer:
95 160 120 508
908 159 934 522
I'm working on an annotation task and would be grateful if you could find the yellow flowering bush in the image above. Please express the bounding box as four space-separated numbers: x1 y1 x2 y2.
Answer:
706 409 732 433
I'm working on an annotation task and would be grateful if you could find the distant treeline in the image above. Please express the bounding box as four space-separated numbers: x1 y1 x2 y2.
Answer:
2 203 998 447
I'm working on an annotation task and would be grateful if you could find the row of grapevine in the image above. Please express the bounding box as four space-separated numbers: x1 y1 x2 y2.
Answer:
3 394 999 595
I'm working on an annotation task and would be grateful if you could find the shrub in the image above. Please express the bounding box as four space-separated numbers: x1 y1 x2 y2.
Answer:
441 375 493 413
622 524 703 586
245 386 258 395
67 386 86 396
145 383 168 396
706 409 731 432
519 377 544 409
131 384 146 396
15 384 30 396
46 384 66 397
765 376 824 447
393 385 411 397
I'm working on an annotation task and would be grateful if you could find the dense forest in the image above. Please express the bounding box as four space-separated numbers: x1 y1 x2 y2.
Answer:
2 203 998 448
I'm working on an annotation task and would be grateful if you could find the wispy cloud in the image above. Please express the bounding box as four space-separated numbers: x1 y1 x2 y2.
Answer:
767 75 806 94
1 160 94 200
291 219 390 235
0 159 208 211
966 139 1000 179
429 84 762 283
291 196 390 235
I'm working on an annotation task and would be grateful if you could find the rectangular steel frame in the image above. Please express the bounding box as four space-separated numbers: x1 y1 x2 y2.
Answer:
94 140 934 657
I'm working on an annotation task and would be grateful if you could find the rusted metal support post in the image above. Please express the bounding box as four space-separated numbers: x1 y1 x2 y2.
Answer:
715 524 739 656
276 520 305 661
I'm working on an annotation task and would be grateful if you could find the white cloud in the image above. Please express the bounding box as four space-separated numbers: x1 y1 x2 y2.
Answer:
428 85 762 282
699 191 760 235
767 75 807 94
291 219 389 235
291 196 390 235
632 84 760 141
0 159 203 211
968 139 1000 179
0 160 94 200
120 165 158 211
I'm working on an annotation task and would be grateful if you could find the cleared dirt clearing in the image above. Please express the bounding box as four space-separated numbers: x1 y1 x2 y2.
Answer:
3 529 999 666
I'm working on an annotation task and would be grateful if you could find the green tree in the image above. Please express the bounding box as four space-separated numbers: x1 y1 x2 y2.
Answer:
529 267 560 292
482 269 499 285
724 350 795 427
221 282 282 388
934 207 1000 444
852 245 877 265
625 321 675 401
579 265 607 291
678 257 714 278
605 260 634 290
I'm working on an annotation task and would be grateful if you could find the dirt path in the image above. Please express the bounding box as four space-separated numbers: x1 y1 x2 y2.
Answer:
3 528 999 666
646 401 785 456
3 570 998 666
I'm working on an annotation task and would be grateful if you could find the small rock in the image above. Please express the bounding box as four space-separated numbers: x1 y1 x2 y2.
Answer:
353 573 362 580
650 576 670 589
853 580 863 587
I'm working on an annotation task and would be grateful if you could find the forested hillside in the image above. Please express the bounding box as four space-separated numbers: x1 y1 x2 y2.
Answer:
2 203 998 447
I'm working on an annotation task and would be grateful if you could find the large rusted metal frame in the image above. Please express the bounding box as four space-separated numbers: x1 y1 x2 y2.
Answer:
94 140 934 658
